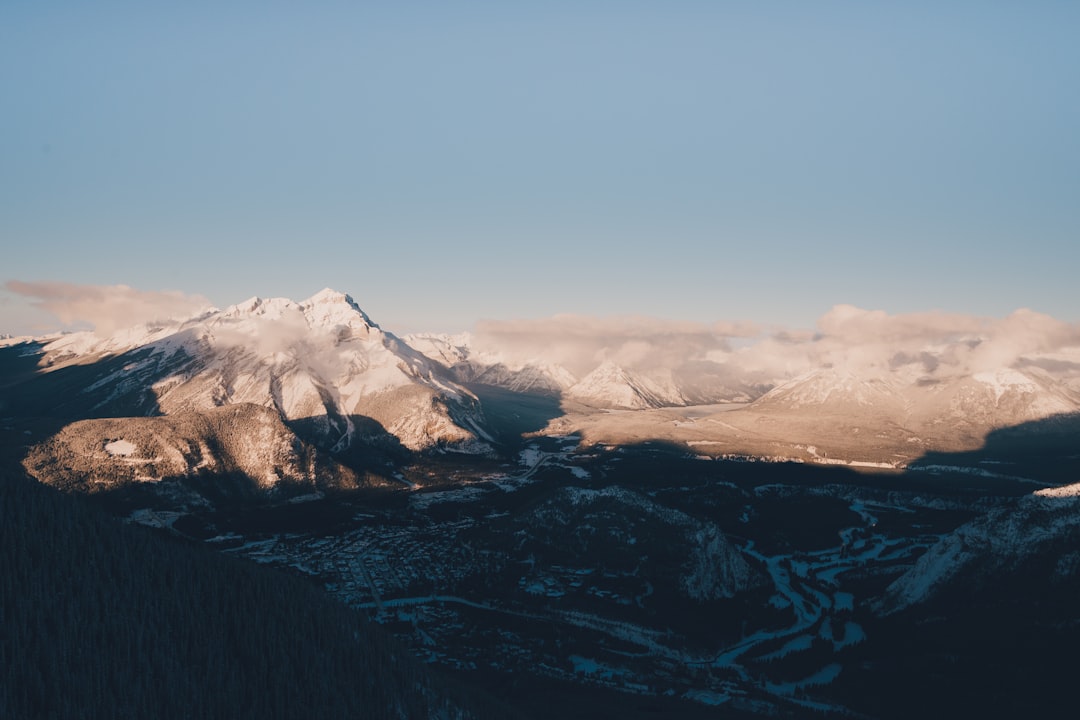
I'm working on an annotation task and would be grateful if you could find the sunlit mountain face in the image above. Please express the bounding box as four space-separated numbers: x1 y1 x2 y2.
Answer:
4 293 1080 719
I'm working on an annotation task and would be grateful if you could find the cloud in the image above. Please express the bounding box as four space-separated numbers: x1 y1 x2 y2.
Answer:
471 314 759 376
465 305 1080 392
728 305 1080 382
965 308 1080 373
4 281 213 336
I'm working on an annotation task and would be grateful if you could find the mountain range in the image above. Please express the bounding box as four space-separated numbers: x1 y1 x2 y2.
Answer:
5 288 1080 496
5 288 1080 718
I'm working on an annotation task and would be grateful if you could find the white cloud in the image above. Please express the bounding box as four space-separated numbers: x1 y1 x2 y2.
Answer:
728 305 1080 383
471 314 756 376
4 281 213 336
465 305 1080 390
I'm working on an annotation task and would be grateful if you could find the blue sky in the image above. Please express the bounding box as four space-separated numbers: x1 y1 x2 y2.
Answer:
2 2 1078 335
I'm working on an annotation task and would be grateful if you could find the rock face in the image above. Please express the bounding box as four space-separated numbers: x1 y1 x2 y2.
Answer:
22 404 357 498
31 289 492 453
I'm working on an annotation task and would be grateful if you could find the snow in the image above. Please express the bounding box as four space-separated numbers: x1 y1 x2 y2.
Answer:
570 655 601 674
973 368 1037 402
683 689 731 706
518 446 544 468
759 634 813 660
910 464 1038 484
31 289 489 453
803 446 900 469
765 663 842 695
0 335 38 348
566 361 687 409
834 621 866 649
1034 483 1080 499
104 439 137 456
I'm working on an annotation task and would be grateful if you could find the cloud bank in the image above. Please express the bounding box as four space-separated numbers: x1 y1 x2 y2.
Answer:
7 281 1078 394
467 305 1080 391
5 281 213 336
471 314 760 377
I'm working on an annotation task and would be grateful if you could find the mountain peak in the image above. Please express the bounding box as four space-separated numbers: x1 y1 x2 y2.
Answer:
306 287 359 309
567 362 686 409
300 288 379 331
219 289 378 333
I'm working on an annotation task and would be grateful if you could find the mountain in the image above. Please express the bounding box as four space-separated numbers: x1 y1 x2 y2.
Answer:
23 289 492 454
406 332 578 396
751 368 908 419
908 367 1080 434
406 335 760 408
749 365 1080 446
564 361 687 410
877 482 1080 615
21 403 358 500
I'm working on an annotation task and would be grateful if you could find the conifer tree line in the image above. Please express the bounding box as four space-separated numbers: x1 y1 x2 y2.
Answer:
0 468 515 719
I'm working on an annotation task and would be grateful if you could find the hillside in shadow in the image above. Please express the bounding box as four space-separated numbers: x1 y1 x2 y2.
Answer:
0 464 518 719
910 411 1080 485
464 382 565 447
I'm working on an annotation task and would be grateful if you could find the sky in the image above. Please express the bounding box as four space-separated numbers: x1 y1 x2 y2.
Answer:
2 1 1079 337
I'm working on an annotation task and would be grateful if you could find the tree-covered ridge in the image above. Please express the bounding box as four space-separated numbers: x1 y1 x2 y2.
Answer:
0 467 506 720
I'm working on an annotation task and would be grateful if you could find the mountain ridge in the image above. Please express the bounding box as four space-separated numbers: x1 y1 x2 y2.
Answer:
17 289 492 455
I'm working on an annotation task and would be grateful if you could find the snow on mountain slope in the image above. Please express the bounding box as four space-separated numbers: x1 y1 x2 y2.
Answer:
461 361 578 395
750 365 1080 437
565 361 688 410
403 332 473 368
406 332 578 396
751 368 908 418
876 483 1080 615
36 289 491 453
910 367 1080 431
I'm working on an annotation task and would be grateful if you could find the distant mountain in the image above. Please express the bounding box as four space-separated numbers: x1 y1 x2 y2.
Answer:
406 333 578 396
564 361 687 410
25 289 492 454
751 368 908 418
11 294 1080 475
749 365 1080 440
909 367 1080 433
407 335 758 410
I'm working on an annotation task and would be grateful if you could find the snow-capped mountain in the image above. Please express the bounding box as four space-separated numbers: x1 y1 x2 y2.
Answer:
402 332 473 369
751 368 908 418
406 332 578 396
749 365 1080 437
565 361 688 410
32 289 492 453
407 335 766 408
459 361 579 395
909 367 1080 431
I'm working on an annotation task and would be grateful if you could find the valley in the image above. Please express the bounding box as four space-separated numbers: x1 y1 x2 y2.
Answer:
4 292 1080 718
105 434 1038 717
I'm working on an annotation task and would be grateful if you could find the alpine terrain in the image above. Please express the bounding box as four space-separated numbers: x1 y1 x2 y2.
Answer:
3 289 1080 719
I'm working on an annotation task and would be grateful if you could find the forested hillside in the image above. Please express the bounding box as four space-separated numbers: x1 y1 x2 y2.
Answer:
0 467 508 719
